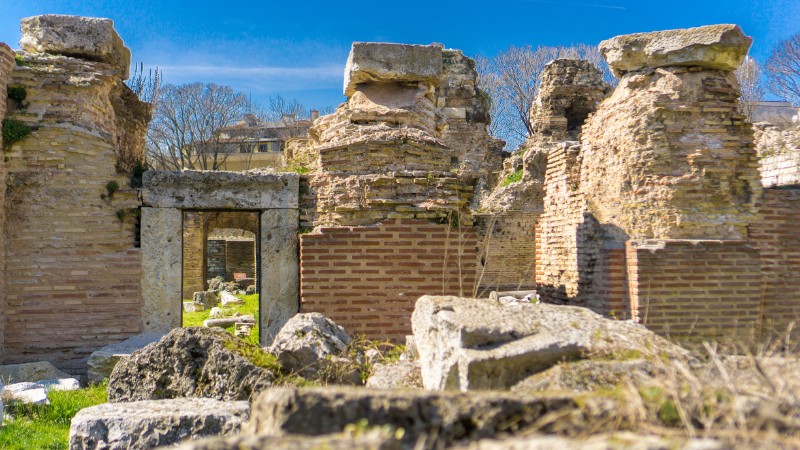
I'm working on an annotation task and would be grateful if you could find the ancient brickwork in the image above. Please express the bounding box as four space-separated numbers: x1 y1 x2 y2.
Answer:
749 188 800 339
225 241 255 281
753 122 800 188
0 17 152 373
534 143 585 302
475 212 537 296
182 211 206 297
296 43 500 229
626 240 761 342
300 220 477 342
0 43 16 361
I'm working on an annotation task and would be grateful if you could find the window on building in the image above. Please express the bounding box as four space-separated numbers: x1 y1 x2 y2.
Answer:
239 144 250 153
258 144 268 153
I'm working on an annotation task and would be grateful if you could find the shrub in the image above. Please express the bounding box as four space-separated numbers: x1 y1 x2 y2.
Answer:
2 119 35 147
500 168 523 187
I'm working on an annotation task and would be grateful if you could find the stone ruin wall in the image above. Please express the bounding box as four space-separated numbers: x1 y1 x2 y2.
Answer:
0 43 15 362
294 43 501 342
753 122 800 188
0 16 150 372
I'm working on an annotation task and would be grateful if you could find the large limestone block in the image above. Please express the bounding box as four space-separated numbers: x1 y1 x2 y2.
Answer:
86 332 164 384
599 24 752 76
20 15 131 78
3 382 49 405
268 313 352 378
107 327 277 402
0 361 72 383
411 296 687 391
172 431 399 450
244 387 622 447
68 398 249 450
344 42 443 96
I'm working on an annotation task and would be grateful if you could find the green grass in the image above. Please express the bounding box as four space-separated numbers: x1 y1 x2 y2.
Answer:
500 168 524 187
0 382 108 450
183 293 260 345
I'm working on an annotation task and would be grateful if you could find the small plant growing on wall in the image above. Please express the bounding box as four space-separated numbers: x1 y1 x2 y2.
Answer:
101 180 119 200
7 85 26 103
2 119 36 147
14 54 28 67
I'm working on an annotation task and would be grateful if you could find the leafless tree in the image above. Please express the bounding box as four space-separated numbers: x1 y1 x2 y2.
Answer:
146 83 252 170
735 56 764 121
126 62 162 105
765 33 800 106
477 44 616 150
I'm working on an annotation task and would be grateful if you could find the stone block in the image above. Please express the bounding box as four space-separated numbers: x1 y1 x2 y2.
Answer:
183 301 205 312
600 24 752 76
142 170 298 209
20 15 131 78
141 207 182 333
38 377 80 391
344 42 443 96
194 291 219 309
204 315 255 329
69 398 249 450
3 382 49 405
0 361 72 383
87 332 165 385
220 291 243 306
261 209 300 343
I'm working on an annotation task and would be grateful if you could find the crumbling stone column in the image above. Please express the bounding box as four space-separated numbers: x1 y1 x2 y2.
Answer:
582 24 761 240
0 42 16 363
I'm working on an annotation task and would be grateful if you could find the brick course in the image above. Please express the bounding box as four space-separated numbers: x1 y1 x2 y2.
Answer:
300 219 477 342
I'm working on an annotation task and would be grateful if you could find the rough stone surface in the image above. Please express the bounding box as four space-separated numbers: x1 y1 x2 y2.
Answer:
3 382 49 405
39 378 81 392
411 296 686 391
172 432 399 450
268 313 352 378
86 332 164 384
244 387 615 447
194 291 219 309
261 209 301 343
68 398 249 450
0 361 72 383
108 327 277 402
511 359 660 393
220 291 243 306
365 360 423 389
453 433 726 450
599 24 752 76
343 42 443 96
141 207 182 333
142 170 298 209
204 315 255 328
20 15 132 78
753 122 800 188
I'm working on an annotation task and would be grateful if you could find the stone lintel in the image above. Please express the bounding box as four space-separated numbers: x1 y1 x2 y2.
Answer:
600 24 752 76
142 170 299 209
344 42 444 97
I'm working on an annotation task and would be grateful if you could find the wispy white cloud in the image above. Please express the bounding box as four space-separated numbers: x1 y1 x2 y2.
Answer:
525 0 626 10
158 64 344 80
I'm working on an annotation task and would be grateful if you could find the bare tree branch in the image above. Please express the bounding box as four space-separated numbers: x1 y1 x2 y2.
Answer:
735 56 764 121
766 33 800 105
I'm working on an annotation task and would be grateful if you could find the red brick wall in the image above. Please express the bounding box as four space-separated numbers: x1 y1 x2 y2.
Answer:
749 188 800 339
626 240 762 342
300 219 477 342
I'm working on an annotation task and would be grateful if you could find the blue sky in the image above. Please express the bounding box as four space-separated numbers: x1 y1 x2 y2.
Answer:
1 0 799 111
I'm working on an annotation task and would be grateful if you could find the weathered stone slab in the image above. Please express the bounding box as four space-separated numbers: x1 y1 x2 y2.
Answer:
3 382 49 405
344 42 443 96
140 207 182 333
142 170 299 209
38 377 80 391
411 296 687 391
87 332 164 384
20 15 131 78
108 327 276 402
366 360 423 389
204 315 255 328
171 432 399 450
0 361 72 383
194 291 219 309
268 313 352 378
183 301 204 312
220 291 242 306
244 387 606 447
452 433 726 450
599 24 752 76
68 398 249 450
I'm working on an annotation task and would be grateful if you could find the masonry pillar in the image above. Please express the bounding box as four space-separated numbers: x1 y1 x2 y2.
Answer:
0 43 15 362
261 208 300 343
140 207 182 332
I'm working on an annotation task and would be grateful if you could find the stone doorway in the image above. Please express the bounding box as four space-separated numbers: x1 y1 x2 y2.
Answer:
140 171 299 344
181 210 261 344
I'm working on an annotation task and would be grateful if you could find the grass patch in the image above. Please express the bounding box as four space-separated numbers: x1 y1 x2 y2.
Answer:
500 168 523 187
183 293 260 346
0 381 108 450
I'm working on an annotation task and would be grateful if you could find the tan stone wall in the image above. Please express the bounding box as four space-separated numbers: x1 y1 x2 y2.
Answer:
475 212 538 296
300 219 477 342
3 52 145 373
759 153 800 188
0 43 16 361
753 122 800 188
182 211 206 298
